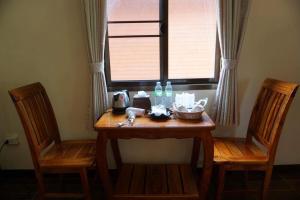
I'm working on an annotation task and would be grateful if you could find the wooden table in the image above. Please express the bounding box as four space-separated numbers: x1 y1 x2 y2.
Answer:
94 110 215 200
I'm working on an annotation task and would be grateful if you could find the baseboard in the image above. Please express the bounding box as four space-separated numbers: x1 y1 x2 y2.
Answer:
1 164 300 175
273 164 300 171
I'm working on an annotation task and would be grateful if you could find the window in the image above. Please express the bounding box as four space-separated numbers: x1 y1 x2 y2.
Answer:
106 0 218 90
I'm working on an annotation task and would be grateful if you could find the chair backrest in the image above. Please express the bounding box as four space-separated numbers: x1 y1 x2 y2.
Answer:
9 83 61 163
247 78 298 162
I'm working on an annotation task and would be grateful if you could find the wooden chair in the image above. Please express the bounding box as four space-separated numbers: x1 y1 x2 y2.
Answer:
9 82 96 200
213 78 299 200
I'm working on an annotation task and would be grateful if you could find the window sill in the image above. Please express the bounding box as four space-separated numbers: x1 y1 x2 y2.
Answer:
107 83 218 92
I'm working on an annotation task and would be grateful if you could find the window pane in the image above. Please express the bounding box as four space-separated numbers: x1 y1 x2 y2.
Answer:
109 38 160 81
108 23 160 36
108 0 159 21
168 0 217 79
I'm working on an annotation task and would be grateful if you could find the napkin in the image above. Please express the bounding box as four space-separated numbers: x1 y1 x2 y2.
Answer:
134 91 149 98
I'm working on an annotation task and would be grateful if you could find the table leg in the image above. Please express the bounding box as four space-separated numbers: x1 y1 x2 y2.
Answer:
111 139 122 169
198 132 214 200
96 133 113 199
191 137 201 169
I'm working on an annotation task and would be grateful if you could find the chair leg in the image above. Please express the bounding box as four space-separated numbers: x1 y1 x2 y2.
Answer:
80 168 91 200
35 170 45 200
216 165 226 200
261 166 273 200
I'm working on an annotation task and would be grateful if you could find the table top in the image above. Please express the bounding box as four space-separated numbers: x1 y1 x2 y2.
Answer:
94 110 215 131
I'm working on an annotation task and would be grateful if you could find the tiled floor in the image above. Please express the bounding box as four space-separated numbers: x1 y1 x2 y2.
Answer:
0 166 300 200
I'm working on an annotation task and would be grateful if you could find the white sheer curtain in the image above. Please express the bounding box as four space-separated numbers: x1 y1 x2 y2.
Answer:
212 0 251 126
83 0 108 123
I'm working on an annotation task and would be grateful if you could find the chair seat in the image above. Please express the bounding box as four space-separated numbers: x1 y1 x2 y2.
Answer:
214 137 268 164
39 140 96 168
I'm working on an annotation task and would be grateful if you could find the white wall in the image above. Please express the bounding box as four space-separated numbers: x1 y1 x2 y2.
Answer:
236 0 300 164
0 0 94 168
0 0 299 169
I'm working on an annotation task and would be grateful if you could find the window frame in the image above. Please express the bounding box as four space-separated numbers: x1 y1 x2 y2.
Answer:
105 0 219 91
